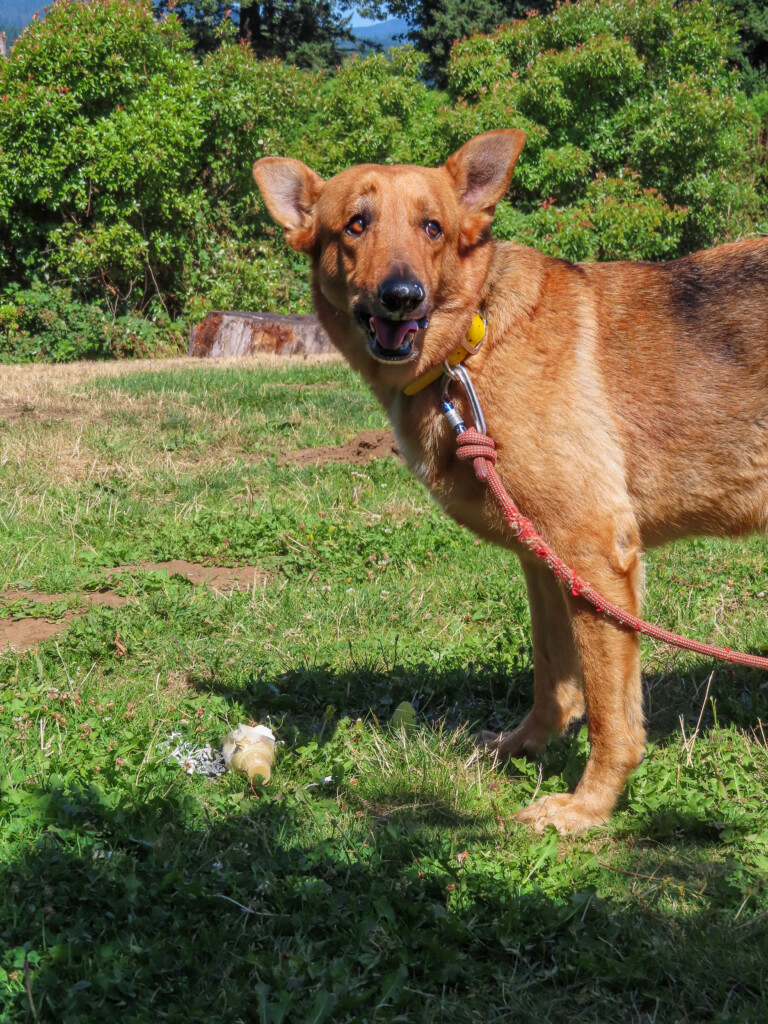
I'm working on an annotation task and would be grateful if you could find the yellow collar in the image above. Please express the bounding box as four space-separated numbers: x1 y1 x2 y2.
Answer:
403 314 486 396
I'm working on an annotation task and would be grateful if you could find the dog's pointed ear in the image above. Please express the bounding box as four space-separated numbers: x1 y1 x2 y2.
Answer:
253 158 324 253
445 130 526 248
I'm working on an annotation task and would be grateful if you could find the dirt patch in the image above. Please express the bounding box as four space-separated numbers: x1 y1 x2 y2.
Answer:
0 617 77 651
0 591 128 654
281 429 401 467
0 561 266 654
0 405 27 423
124 560 267 592
0 402 76 423
1 590 126 608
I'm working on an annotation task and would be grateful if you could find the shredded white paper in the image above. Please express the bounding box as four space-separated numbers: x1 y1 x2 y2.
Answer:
159 731 227 777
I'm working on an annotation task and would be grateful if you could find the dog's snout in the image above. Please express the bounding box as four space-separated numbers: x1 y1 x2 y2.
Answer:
378 276 425 316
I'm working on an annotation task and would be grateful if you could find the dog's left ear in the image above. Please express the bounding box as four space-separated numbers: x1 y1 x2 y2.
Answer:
253 157 324 253
445 130 526 248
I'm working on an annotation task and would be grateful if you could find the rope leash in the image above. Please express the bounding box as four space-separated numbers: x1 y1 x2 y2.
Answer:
442 375 768 671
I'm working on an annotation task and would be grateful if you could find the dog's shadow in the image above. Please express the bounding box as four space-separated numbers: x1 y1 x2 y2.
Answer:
192 652 768 760
192 654 768 844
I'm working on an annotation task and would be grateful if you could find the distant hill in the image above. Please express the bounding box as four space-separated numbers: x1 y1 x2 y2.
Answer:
351 18 408 52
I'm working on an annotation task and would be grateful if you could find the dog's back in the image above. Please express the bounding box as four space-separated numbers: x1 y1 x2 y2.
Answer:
583 240 768 542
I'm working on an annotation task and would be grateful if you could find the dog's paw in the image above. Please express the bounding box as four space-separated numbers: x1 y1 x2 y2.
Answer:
479 717 550 760
514 793 609 835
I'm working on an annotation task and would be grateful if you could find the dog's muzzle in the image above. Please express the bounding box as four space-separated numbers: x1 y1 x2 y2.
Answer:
354 275 429 362
365 314 429 361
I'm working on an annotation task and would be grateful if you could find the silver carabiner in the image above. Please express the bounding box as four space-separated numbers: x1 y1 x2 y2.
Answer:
441 360 487 436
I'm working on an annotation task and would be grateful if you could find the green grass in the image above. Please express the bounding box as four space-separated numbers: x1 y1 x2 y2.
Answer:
1 357 768 1023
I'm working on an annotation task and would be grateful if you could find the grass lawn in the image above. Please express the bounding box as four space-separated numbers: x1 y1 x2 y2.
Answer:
1 354 768 1023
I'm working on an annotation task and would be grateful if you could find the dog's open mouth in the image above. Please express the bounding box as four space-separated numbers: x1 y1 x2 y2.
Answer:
364 315 430 362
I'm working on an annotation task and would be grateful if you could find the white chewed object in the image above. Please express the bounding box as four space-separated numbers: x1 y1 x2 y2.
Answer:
159 732 227 777
221 724 276 783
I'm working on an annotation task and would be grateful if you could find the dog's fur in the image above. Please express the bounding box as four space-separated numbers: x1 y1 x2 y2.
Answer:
254 130 768 833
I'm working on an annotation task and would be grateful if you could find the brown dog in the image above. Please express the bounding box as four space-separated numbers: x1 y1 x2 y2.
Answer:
254 130 768 834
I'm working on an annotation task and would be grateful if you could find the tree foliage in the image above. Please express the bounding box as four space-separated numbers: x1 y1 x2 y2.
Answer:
0 21 23 48
152 0 236 54
151 1 356 64
358 1 556 83
442 0 766 258
0 0 766 360
0 0 316 325
239 1 354 68
729 1 768 92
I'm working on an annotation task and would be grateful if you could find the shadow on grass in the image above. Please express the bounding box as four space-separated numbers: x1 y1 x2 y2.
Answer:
189 656 768 808
190 651 768 742
2 777 767 1024
2 658 767 1022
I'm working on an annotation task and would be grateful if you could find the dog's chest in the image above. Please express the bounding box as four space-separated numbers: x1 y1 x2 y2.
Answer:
387 391 506 540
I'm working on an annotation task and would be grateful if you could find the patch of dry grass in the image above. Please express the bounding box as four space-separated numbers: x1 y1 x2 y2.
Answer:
0 353 341 407
0 354 343 485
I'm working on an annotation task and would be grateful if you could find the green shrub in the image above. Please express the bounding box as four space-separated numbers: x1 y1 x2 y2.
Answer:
447 0 765 252
0 0 200 312
305 49 446 174
0 0 766 364
0 282 183 363
494 173 687 262
0 0 315 329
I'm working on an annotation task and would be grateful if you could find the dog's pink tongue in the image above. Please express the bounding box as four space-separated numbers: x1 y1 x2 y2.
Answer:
371 316 419 350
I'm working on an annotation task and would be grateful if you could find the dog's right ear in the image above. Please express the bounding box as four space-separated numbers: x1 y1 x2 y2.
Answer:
445 130 526 249
253 158 324 253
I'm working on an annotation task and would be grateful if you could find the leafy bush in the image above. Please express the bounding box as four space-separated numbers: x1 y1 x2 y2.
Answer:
0 0 199 311
446 0 766 256
494 173 688 262
306 48 446 173
0 282 182 363
0 0 766 362
0 0 314 330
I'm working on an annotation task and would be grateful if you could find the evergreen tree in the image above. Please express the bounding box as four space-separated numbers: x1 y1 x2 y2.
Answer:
359 0 556 84
239 0 354 68
729 0 768 91
153 0 234 54
152 1 354 64
0 22 23 49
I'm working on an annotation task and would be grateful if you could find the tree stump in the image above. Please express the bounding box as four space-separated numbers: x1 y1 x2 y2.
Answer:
189 311 335 358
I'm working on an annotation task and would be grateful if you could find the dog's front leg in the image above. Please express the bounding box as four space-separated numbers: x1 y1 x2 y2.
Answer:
482 556 585 757
514 545 646 835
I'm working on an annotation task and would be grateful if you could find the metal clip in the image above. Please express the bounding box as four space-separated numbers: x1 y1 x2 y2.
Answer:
441 360 486 436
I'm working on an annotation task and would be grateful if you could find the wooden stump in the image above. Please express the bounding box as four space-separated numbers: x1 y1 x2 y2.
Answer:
189 311 335 358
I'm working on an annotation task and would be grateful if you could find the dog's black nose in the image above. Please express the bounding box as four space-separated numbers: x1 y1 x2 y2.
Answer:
378 276 425 316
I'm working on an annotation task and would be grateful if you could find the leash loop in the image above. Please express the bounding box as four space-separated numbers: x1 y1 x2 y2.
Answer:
455 429 496 480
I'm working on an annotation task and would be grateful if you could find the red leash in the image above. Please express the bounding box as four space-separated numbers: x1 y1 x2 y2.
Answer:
454 427 768 670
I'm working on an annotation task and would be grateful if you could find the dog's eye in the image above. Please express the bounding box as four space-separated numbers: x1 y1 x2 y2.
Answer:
425 220 442 240
345 215 367 237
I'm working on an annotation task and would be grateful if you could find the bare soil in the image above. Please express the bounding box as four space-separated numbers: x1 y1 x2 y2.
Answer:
0 560 266 654
281 429 401 467
0 592 127 653
123 560 267 591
